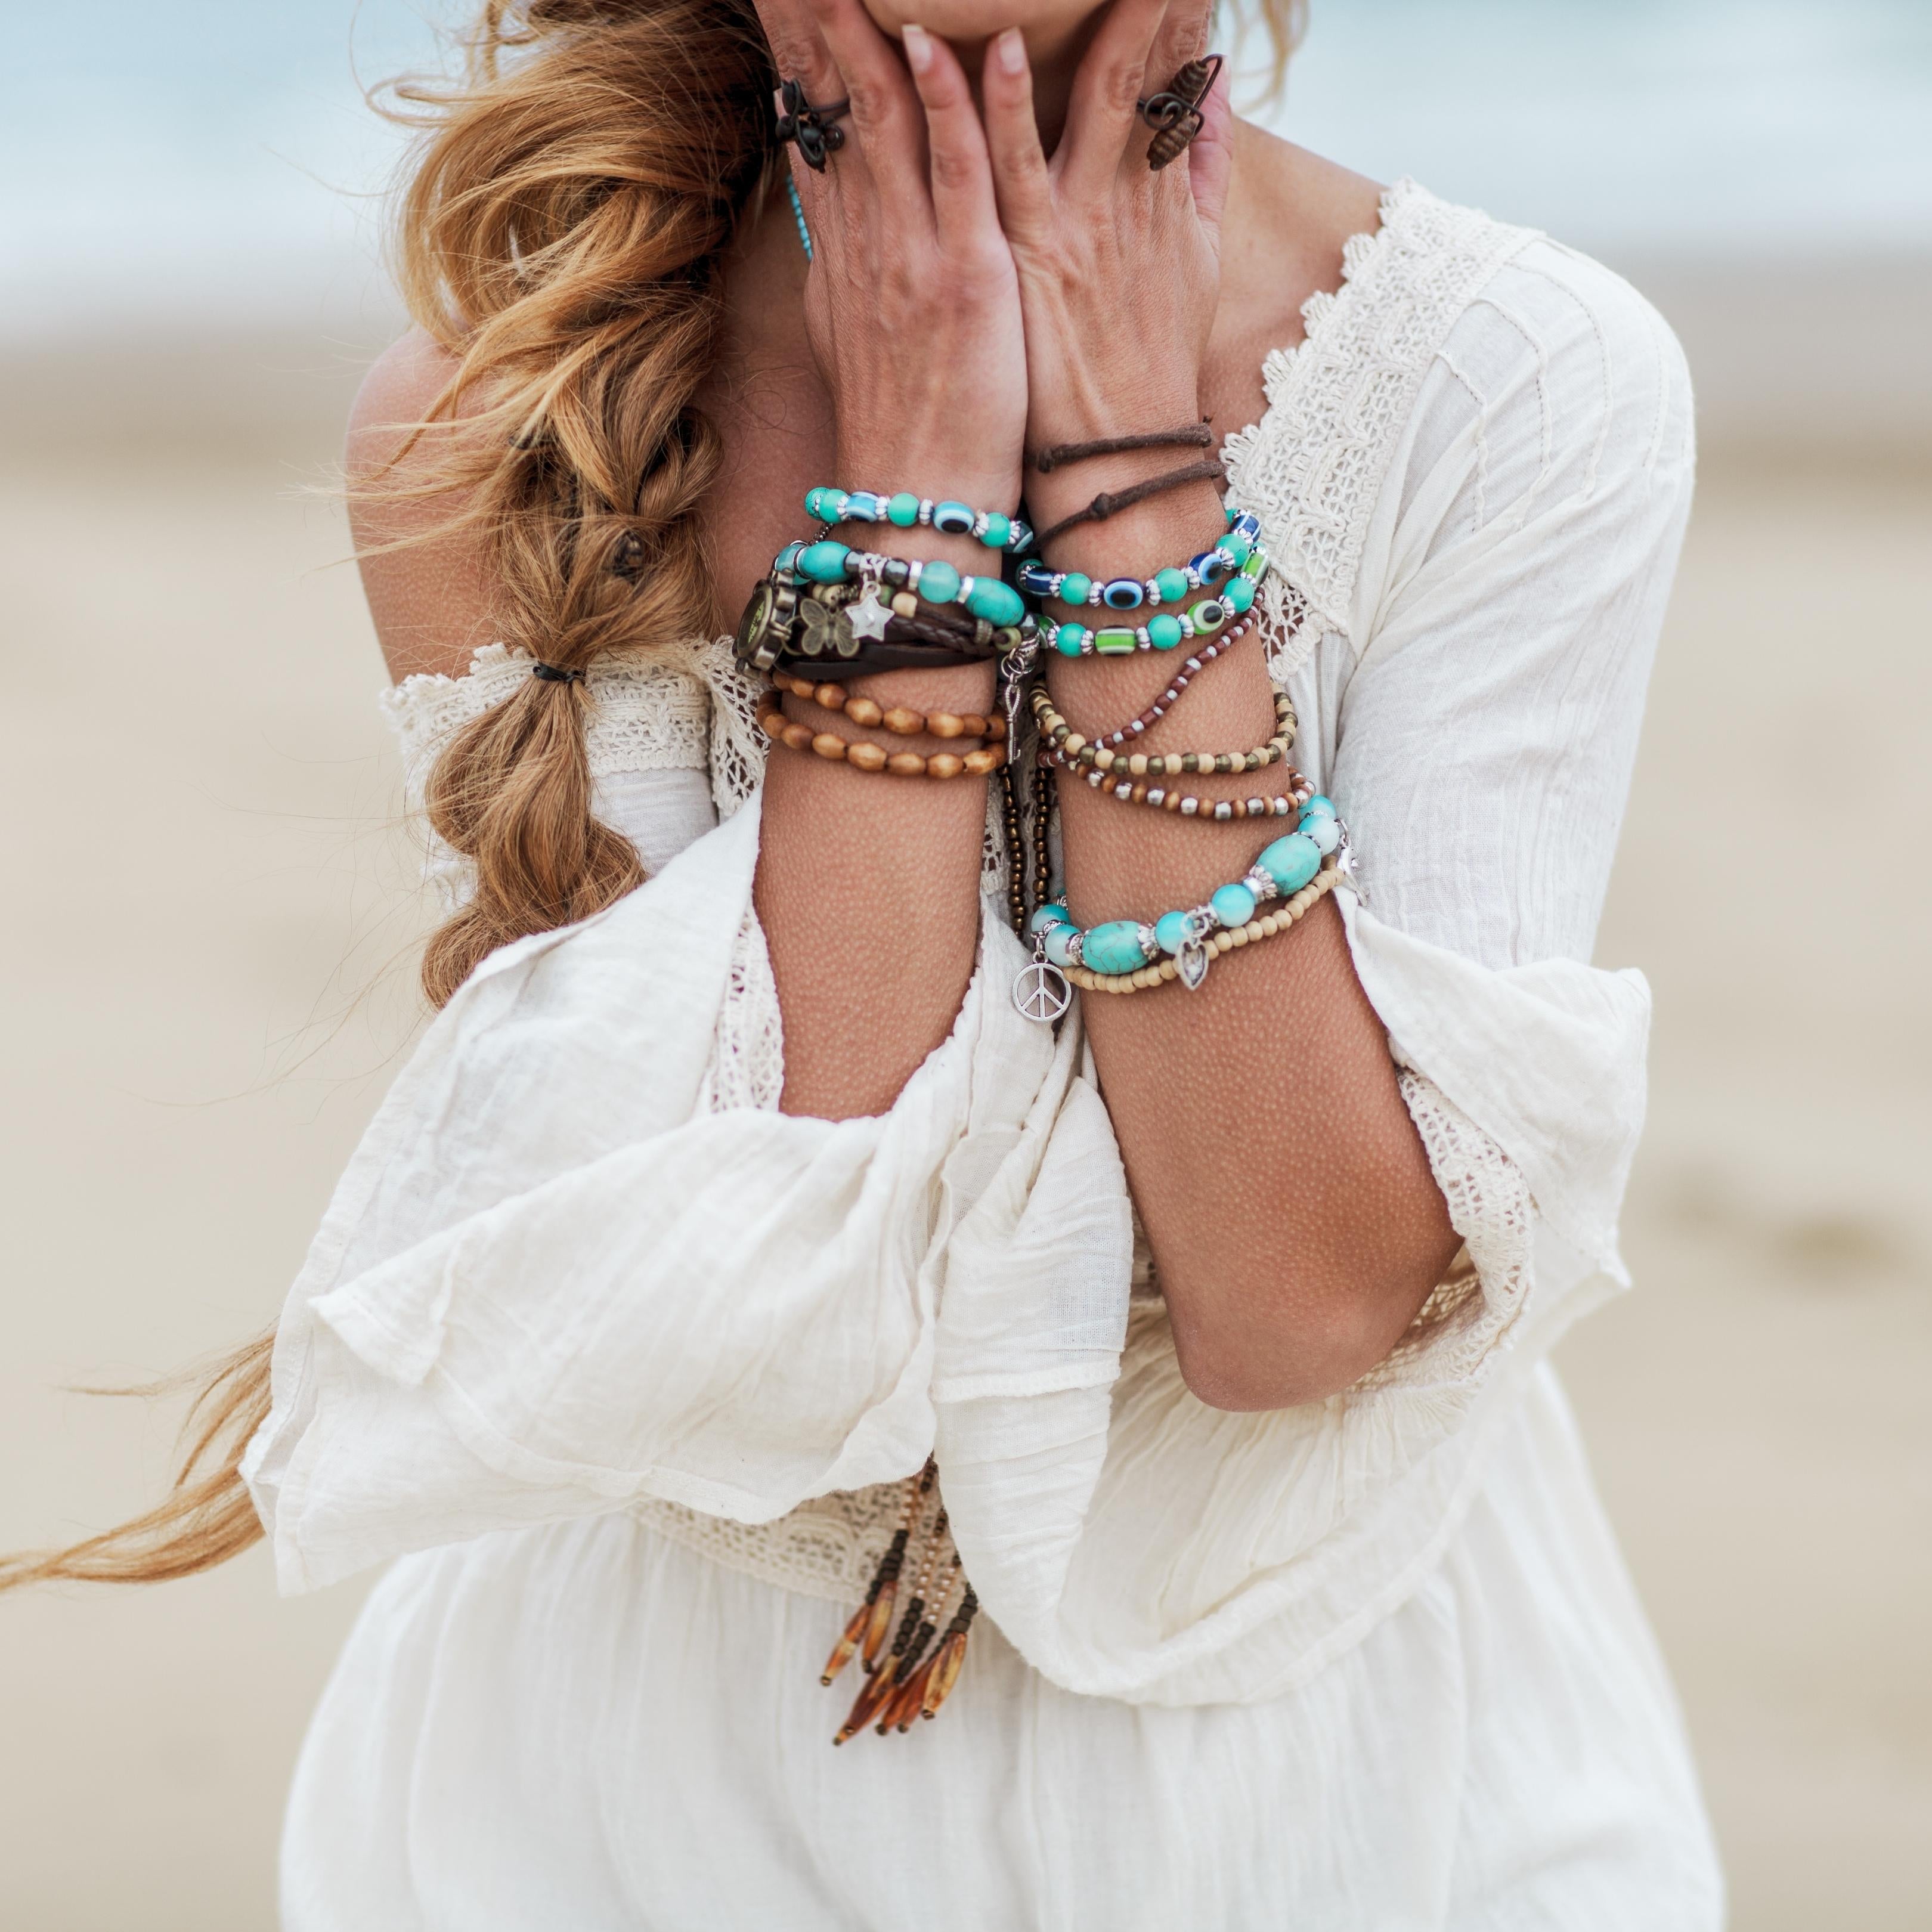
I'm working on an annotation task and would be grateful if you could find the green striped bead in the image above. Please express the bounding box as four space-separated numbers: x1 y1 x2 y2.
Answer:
1094 627 1138 655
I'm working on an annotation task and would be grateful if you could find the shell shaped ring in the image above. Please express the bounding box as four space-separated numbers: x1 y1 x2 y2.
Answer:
775 78 850 172
1135 54 1223 171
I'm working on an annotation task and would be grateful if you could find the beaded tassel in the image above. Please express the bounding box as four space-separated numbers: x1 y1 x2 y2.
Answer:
919 1588 980 1720
823 1459 934 1685
835 1505 948 1742
876 1552 961 1734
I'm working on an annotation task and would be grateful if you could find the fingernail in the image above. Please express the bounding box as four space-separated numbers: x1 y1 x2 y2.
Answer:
903 22 933 72
996 27 1026 76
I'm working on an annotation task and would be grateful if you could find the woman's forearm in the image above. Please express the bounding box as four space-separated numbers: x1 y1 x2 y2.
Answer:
1034 463 1460 1408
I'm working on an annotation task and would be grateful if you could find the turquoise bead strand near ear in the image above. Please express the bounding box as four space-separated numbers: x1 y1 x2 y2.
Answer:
804 485 1034 553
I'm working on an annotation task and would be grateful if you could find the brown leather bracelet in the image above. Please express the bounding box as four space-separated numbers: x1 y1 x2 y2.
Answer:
1028 422 1213 473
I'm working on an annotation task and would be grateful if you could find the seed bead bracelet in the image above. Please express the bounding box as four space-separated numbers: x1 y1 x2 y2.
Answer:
1017 508 1263 612
757 704 1007 779
1059 760 1312 822
787 540 1029 629
1014 796 1348 1013
1033 681 1296 778
768 669 1005 742
804 486 1035 555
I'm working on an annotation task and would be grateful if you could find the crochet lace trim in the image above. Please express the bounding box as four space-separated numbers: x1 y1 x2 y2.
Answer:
1224 178 1538 682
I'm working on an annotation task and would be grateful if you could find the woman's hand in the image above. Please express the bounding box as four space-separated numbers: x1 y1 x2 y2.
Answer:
758 0 1029 516
981 0 1231 469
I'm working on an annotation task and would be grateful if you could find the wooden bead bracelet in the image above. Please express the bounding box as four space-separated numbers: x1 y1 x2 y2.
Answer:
757 705 1007 779
1033 683 1298 778
768 669 1005 742
1065 857 1342 994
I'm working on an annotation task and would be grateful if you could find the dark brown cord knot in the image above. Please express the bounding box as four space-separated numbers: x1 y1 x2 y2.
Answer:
530 662 586 685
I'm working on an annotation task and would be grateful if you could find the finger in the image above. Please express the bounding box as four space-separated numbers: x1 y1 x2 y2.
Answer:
806 0 929 224
1184 58 1233 241
981 27 1053 247
1142 0 1215 105
753 0 849 227
902 26 999 243
1058 0 1168 198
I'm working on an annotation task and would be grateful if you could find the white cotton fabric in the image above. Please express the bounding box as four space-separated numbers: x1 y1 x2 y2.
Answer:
250 182 1723 1927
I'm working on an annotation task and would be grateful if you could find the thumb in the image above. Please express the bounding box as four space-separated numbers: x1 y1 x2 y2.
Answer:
1186 63 1233 243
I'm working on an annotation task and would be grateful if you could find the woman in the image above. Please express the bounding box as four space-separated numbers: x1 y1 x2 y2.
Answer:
9 0 1723 1922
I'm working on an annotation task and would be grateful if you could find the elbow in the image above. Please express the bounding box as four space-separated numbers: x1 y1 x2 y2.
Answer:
1168 1268 1433 1414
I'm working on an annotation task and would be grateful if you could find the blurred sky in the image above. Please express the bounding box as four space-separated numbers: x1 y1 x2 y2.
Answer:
4 0 1930 343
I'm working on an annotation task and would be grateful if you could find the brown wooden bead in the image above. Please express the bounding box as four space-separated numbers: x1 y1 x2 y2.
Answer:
847 741 889 772
813 682 845 711
782 722 816 753
927 753 964 781
882 751 922 777
962 748 1002 776
927 712 965 739
882 707 924 736
811 732 848 761
844 696 884 727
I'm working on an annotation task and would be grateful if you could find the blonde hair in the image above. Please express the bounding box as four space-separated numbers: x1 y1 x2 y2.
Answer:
2 0 1306 1596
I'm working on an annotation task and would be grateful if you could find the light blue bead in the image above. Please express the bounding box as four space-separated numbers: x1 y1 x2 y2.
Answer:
798 541 851 584
1055 623 1088 657
1101 578 1144 611
1147 614 1184 650
844 491 885 522
1044 924 1080 968
1222 530 1252 566
804 487 844 522
932 500 976 537
1256 833 1320 894
965 577 1024 624
1029 902 1069 934
1083 919 1155 976
1304 813 1340 854
887 491 921 527
1154 910 1193 956
980 512 1011 549
1154 566 1190 605
773 541 804 575
1060 572 1092 608
919 559 961 605
1191 549 1231 588
1210 882 1258 929
1302 794 1336 821
1224 576 1255 615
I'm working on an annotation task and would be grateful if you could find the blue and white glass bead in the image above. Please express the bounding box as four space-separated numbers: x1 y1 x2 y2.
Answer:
804 486 1033 553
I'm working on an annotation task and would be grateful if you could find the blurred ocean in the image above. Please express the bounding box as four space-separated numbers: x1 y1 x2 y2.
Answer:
3 0 1931 342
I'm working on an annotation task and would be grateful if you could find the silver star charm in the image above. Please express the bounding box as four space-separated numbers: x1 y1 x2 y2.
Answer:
846 577 891 642
1333 821 1366 900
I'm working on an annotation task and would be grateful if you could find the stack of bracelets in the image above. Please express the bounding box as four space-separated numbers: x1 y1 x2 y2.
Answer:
733 442 1354 1024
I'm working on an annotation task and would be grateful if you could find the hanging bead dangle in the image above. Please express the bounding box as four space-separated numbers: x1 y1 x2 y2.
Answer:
825 1464 976 1743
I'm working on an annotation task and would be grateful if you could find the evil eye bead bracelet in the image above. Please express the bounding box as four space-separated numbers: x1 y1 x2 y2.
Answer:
1014 797 1349 1013
1017 508 1264 613
1046 563 1262 657
804 487 1034 555
784 539 1029 629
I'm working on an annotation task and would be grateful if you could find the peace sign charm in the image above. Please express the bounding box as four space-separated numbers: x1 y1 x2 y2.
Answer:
1013 957 1073 1025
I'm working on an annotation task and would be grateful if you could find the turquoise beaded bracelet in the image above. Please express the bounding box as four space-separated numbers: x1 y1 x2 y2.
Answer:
1045 556 1265 656
779 538 1029 630
805 486 1034 555
1017 507 1263 612
1013 795 1350 1015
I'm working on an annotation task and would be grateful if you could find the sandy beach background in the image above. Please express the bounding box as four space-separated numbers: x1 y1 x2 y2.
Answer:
3 4 1929 1928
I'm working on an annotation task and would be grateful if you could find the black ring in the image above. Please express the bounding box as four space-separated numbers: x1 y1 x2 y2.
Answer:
531 662 585 685
775 78 850 173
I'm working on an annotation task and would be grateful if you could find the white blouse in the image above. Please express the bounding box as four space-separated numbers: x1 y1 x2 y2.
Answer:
247 182 1723 1928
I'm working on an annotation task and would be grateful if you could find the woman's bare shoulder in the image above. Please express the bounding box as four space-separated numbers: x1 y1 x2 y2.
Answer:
348 329 495 685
